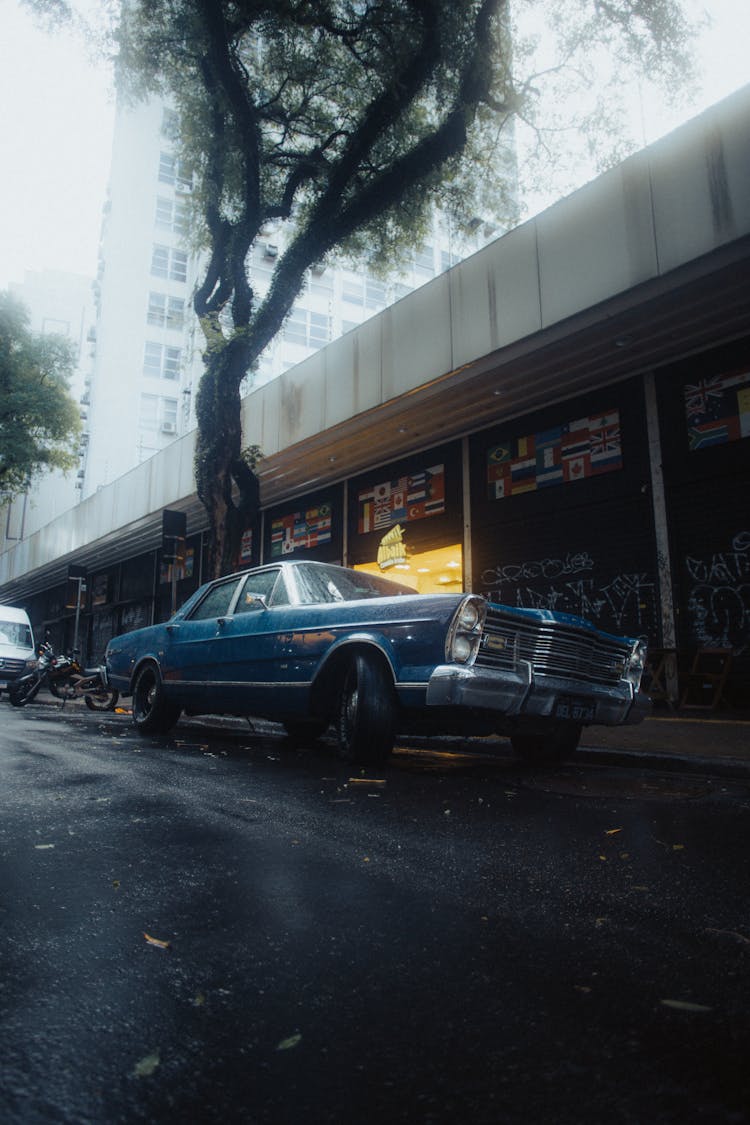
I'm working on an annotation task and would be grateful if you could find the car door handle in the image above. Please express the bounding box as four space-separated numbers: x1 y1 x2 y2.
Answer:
217 618 227 630
166 624 180 634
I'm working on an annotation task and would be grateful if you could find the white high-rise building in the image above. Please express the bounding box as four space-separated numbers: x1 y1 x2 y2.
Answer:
82 95 515 497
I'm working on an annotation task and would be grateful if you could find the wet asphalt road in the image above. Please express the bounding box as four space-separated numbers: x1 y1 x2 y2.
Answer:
1 701 749 1125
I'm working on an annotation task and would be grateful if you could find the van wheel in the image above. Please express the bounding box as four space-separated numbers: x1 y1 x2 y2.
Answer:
336 652 395 765
132 664 180 734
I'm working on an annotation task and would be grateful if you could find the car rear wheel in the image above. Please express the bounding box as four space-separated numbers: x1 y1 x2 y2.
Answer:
132 664 180 734
336 652 396 765
510 723 582 765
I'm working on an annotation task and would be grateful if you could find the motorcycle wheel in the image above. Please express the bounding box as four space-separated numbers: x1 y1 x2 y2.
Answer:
9 677 42 707
85 688 119 712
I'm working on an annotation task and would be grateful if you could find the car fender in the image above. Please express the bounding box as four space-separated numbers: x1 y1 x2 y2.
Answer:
310 632 398 713
126 652 166 695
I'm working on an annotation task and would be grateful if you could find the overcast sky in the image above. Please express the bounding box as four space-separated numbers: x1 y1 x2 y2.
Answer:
1 0 749 292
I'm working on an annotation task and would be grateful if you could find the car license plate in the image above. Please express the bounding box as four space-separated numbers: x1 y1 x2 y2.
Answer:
554 696 596 722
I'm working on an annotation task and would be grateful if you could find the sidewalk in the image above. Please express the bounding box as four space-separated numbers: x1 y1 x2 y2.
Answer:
577 706 750 778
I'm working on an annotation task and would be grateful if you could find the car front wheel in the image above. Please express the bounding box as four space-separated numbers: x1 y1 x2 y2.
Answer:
336 652 396 765
132 664 180 735
510 723 582 765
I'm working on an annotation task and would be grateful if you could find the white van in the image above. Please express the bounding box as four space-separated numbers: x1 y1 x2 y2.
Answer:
0 605 36 695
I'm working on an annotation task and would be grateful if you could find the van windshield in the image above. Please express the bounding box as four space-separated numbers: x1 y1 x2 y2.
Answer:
0 621 33 649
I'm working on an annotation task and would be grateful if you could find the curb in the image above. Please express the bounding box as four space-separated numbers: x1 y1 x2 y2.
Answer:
573 743 750 782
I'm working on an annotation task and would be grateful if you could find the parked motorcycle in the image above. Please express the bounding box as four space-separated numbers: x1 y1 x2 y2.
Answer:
8 640 119 711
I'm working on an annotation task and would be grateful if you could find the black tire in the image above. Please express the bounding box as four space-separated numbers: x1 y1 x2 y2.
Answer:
336 652 396 765
132 664 180 734
9 676 42 707
510 723 582 765
85 687 119 712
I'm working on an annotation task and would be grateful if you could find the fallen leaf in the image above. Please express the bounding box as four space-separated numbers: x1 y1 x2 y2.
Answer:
133 1051 161 1077
112 880 121 890
605 828 622 836
348 778 386 786
660 999 712 1013
706 927 750 946
276 1033 302 1051
34 844 55 850
144 932 171 950
672 844 685 851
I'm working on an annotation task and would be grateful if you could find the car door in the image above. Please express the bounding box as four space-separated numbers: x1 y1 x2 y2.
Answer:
160 574 245 709
198 568 291 713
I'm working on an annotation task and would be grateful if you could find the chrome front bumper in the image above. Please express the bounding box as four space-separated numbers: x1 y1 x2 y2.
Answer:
425 662 648 726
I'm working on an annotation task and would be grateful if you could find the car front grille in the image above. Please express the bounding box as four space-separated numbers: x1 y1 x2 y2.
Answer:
0 657 26 679
475 607 632 686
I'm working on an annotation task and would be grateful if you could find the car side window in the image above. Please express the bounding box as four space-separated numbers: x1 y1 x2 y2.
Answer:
188 578 242 621
234 569 289 612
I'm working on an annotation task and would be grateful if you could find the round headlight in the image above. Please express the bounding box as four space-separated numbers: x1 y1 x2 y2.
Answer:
458 601 480 631
452 636 474 664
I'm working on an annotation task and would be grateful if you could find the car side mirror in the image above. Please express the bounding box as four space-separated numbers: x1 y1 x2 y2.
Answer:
242 594 268 611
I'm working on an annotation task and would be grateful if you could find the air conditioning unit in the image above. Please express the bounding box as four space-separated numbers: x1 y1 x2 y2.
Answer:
311 263 326 276
264 243 278 259
161 421 177 434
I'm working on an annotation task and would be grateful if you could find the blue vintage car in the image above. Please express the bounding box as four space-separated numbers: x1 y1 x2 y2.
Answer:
105 560 648 764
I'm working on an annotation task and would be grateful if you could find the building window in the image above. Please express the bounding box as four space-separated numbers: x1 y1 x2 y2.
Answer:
147 292 185 331
309 271 333 299
139 393 179 433
155 196 188 235
342 278 365 306
414 246 435 278
283 307 330 349
162 398 178 429
139 393 159 432
144 342 182 380
151 244 188 283
365 279 386 310
161 108 179 139
158 151 192 191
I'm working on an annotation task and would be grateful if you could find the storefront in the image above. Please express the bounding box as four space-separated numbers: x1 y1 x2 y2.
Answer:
347 442 464 594
468 378 660 644
657 338 750 692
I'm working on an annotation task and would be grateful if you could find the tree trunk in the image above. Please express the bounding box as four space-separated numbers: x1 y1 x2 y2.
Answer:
194 336 257 579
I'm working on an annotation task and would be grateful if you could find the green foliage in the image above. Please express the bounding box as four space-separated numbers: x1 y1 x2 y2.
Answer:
0 292 81 504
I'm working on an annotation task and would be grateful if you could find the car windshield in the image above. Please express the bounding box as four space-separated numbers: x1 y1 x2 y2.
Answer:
0 620 32 649
293 563 412 604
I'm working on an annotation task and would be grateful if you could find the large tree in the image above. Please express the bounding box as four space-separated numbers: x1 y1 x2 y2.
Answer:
29 0 694 576
0 292 81 503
